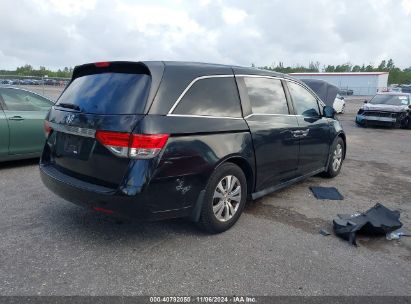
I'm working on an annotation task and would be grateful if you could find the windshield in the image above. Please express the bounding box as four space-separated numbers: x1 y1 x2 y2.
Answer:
369 94 410 106
56 73 151 114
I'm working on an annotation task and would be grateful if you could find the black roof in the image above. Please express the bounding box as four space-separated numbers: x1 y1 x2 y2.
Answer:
147 60 287 78
72 60 302 114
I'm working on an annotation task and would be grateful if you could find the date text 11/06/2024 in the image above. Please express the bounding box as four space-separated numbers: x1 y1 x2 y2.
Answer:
149 296 257 303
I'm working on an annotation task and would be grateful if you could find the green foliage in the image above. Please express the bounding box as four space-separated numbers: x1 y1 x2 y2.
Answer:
258 59 411 84
0 64 72 78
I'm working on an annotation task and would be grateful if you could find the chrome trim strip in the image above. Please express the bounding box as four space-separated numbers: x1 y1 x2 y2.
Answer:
48 122 96 138
243 113 299 119
237 74 325 107
167 114 243 120
236 74 285 80
167 75 235 115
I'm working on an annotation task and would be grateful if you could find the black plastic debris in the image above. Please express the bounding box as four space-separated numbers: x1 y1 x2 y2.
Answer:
386 228 411 240
310 186 344 200
319 228 331 236
333 203 402 246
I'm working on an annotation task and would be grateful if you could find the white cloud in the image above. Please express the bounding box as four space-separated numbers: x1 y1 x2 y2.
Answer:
0 0 410 70
33 0 97 16
402 0 411 14
222 7 247 25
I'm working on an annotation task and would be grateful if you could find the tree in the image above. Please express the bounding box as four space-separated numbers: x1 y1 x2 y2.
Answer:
377 60 386 71
352 65 361 72
386 59 395 70
324 65 335 72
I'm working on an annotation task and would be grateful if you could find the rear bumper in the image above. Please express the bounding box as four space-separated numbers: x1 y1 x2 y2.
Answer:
40 164 192 220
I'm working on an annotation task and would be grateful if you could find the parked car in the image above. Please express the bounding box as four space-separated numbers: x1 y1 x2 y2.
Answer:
355 92 411 128
40 61 346 233
0 79 13 85
333 94 345 114
43 79 57 86
339 88 353 96
399 85 411 93
0 87 54 161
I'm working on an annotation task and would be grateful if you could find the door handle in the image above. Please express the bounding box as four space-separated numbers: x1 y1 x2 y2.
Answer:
300 129 310 137
8 116 25 121
291 129 309 138
291 130 302 138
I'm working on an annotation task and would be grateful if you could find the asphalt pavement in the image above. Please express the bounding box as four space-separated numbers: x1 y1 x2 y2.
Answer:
0 98 410 296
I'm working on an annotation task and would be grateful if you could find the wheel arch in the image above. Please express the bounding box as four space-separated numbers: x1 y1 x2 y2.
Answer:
215 155 255 200
337 132 346 159
189 155 254 223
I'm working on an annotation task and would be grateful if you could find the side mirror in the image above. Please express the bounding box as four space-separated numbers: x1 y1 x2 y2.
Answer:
323 105 335 118
364 100 368 103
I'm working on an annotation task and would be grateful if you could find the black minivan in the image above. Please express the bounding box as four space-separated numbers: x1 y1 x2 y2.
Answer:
40 61 346 233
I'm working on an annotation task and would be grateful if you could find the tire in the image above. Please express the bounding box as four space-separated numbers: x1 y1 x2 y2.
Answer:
323 137 345 178
355 117 366 127
402 116 411 129
198 163 247 233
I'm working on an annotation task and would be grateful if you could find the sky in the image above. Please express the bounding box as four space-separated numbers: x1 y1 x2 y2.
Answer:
0 0 411 70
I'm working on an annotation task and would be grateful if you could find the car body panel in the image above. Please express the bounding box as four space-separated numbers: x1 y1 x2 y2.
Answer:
0 107 9 157
295 116 331 174
244 114 300 191
0 87 53 161
4 109 49 155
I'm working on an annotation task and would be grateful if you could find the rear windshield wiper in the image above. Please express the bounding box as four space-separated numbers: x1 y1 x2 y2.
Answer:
56 102 81 111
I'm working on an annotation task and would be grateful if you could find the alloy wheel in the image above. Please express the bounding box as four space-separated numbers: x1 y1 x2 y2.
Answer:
212 175 241 222
332 143 343 172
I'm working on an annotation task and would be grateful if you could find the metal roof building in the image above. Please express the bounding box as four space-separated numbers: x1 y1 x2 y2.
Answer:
290 72 389 96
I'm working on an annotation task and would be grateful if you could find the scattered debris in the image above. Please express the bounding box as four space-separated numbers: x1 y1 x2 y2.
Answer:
333 203 402 246
386 228 411 240
319 228 331 236
310 186 344 200
337 213 361 220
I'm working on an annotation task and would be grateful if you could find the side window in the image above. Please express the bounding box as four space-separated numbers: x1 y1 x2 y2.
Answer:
172 77 242 117
287 82 320 117
0 89 53 111
244 77 289 114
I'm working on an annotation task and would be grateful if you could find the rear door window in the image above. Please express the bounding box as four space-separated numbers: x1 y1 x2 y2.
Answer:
244 77 289 114
56 73 151 114
287 82 320 117
172 77 242 117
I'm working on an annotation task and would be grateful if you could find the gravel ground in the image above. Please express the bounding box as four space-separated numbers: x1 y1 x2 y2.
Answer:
0 96 410 296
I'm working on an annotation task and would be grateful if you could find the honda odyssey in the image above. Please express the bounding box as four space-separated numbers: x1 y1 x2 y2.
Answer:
40 61 346 233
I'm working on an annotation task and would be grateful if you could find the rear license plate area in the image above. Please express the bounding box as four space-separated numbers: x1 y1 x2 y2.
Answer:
64 134 82 155
55 132 93 160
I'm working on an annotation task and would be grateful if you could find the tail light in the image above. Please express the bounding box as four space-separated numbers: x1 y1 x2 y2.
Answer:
44 121 52 137
95 131 169 159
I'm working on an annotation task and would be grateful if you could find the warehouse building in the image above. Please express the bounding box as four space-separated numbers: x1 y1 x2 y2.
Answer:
290 72 389 96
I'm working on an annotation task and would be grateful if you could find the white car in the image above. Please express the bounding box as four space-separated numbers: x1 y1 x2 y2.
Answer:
333 94 345 113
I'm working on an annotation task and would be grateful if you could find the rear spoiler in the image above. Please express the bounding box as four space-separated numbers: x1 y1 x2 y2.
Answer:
72 61 151 80
300 79 339 107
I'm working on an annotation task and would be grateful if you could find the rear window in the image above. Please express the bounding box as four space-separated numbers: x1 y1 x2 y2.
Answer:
172 77 242 118
56 73 151 114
